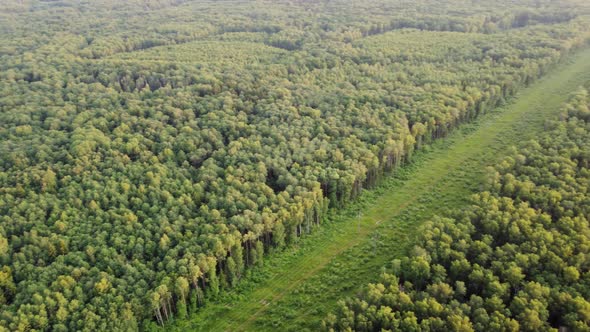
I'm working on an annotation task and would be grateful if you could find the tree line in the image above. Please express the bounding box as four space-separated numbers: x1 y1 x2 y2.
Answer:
324 87 590 331
1 0 590 331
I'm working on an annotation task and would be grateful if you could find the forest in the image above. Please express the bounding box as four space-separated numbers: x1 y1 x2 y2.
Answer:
1 0 590 331
324 88 590 331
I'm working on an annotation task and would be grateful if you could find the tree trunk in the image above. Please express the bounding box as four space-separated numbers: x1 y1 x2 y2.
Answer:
155 308 164 326
166 297 173 320
162 301 169 322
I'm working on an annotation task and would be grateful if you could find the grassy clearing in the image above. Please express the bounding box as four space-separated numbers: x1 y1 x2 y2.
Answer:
167 48 590 332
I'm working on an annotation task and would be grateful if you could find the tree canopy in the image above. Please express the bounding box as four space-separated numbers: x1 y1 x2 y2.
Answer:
1 0 590 331
324 87 590 331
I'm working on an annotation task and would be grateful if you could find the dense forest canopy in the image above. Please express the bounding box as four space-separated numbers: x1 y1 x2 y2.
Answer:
324 87 590 331
1 0 590 331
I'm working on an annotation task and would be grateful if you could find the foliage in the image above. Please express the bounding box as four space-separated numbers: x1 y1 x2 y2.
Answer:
1 0 590 331
325 89 590 331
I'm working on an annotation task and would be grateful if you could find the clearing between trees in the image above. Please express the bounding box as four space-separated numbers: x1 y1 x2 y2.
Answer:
167 48 590 331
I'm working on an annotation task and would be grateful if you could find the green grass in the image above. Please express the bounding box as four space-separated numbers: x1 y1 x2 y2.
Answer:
165 48 590 332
